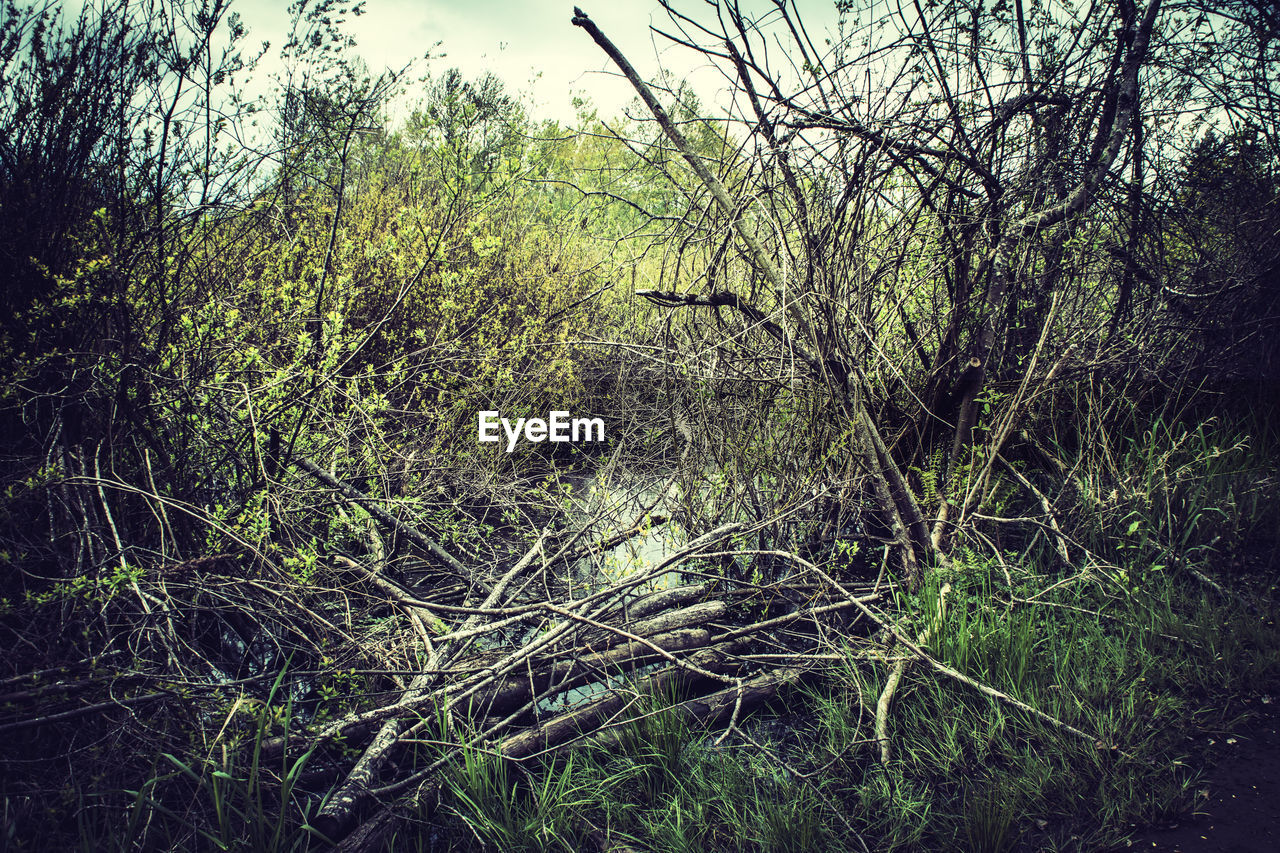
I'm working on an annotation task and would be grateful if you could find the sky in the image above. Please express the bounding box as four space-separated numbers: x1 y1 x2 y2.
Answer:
235 0 719 124
232 0 846 125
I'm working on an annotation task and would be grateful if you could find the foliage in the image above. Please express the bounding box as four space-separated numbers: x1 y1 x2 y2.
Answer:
1 1 1279 851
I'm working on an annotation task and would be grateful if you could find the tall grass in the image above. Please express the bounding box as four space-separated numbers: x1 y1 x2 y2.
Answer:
65 671 327 852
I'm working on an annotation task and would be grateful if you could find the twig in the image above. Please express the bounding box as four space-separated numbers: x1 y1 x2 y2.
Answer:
762 550 1104 747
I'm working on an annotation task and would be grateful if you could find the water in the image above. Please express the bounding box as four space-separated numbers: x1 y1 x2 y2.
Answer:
569 469 688 593
529 470 693 713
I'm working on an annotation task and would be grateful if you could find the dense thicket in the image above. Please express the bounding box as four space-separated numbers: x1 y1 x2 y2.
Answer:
1 0 1277 850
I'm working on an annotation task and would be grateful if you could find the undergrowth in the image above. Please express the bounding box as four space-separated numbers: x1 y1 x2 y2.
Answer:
399 408 1280 852
13 411 1280 852
395 565 1278 853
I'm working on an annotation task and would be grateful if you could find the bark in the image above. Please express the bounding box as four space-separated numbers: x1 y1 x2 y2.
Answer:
499 641 745 760
468 628 712 719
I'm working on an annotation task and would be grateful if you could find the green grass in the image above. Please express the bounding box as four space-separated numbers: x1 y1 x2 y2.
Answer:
439 746 589 852
411 563 1275 853
32 408 1280 852
406 410 1280 852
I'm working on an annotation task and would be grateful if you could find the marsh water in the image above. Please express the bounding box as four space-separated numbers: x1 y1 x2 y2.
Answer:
569 470 688 590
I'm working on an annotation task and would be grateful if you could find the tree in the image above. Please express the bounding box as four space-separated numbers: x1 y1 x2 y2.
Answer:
568 0 1212 585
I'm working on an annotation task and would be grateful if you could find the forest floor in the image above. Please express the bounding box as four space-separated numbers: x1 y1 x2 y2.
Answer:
1129 698 1280 852
1127 547 1280 853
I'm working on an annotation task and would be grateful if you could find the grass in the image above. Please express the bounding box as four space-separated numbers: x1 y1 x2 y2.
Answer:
21 407 1278 851
403 586 1255 852
440 746 589 852
52 670 328 852
408 407 1280 851
413 563 1275 853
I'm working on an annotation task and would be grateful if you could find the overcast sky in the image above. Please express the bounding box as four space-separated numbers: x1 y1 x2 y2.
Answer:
233 0 845 125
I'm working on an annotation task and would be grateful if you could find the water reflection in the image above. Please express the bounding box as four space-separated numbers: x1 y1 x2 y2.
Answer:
571 471 687 592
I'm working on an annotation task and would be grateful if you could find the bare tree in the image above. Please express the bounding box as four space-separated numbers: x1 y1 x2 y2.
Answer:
570 0 1177 583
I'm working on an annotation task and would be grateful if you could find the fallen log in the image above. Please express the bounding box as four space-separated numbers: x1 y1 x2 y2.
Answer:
315 524 748 840
332 660 810 853
498 641 747 761
574 600 727 652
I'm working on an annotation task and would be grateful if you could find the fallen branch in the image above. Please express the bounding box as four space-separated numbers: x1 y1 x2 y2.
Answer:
763 550 1103 747
876 583 949 766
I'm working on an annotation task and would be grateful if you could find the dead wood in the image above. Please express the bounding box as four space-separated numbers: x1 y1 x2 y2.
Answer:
499 640 746 761
466 628 712 719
